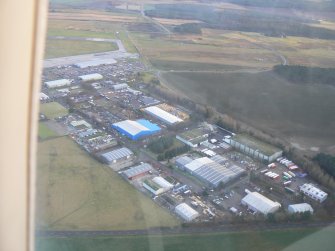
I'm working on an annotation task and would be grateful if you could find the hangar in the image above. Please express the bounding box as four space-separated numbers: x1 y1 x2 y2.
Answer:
112 119 161 140
241 190 281 215
175 203 199 222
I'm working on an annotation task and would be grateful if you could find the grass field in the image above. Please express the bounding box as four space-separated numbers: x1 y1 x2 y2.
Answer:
35 227 335 251
39 102 68 119
38 123 58 140
161 71 335 153
45 39 119 58
36 137 179 230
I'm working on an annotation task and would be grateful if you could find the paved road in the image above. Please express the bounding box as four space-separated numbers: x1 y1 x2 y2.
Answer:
44 37 138 68
36 221 334 238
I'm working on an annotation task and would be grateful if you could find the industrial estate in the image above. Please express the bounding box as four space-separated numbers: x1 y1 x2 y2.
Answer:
38 35 331 226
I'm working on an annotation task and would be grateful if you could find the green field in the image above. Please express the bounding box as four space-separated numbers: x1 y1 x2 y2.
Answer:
161 71 335 153
45 39 119 59
35 227 335 251
39 102 68 119
36 137 179 230
38 123 58 140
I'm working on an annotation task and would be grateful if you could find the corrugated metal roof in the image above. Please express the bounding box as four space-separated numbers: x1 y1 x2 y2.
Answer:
152 177 174 189
176 156 193 166
242 192 281 214
123 163 152 178
175 203 199 221
79 73 103 82
145 106 183 125
288 203 313 214
113 120 150 136
45 79 71 88
101 147 133 163
185 157 213 172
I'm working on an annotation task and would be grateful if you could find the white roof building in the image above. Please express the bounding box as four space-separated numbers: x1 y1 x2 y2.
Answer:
299 183 328 203
175 203 199 222
288 203 314 214
241 191 281 215
144 106 183 125
74 58 117 68
79 73 103 82
113 83 129 91
45 79 72 89
184 157 214 173
39 92 49 101
152 177 174 191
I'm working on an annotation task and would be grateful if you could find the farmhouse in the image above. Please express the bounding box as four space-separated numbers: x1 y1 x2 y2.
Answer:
112 119 161 140
241 190 281 215
225 134 282 163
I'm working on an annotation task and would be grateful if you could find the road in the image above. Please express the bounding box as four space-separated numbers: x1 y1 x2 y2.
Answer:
43 37 138 68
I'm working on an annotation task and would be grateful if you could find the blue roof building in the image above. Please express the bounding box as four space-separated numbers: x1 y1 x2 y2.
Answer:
112 119 161 140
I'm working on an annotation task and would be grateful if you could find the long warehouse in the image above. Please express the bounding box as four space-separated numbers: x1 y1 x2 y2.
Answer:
45 79 72 89
144 106 183 125
241 190 281 215
112 119 161 140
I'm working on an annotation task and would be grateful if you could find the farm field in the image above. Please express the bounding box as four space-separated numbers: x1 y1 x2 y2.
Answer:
45 39 118 59
36 137 180 231
161 71 335 154
38 123 58 140
39 102 68 119
35 227 335 251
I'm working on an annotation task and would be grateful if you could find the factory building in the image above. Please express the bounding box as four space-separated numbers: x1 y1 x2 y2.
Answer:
288 203 314 214
176 127 209 148
39 92 49 101
112 83 129 91
74 58 117 68
100 147 134 170
175 156 193 170
79 73 103 82
112 119 161 140
45 79 72 89
175 203 199 222
225 134 282 163
152 177 174 191
143 179 165 195
144 106 183 125
123 163 153 180
183 157 245 187
241 190 281 215
299 183 328 203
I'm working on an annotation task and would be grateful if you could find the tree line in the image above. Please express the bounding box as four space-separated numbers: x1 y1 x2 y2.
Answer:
313 153 335 179
273 65 335 87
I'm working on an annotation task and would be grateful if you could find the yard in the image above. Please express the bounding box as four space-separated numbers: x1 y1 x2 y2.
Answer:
39 102 68 119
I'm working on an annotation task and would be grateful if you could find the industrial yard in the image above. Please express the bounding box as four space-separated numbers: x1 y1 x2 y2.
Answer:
37 35 332 231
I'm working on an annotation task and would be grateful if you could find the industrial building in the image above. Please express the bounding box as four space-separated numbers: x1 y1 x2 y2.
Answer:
143 179 165 195
225 134 283 163
140 96 160 107
175 156 193 170
288 203 314 214
45 79 72 89
152 177 174 191
144 106 183 125
39 92 49 101
176 127 209 148
123 163 153 180
183 157 245 187
100 147 134 170
175 203 199 222
74 58 117 68
112 83 129 91
70 120 92 130
299 183 328 203
241 190 281 215
112 119 161 140
79 73 103 82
